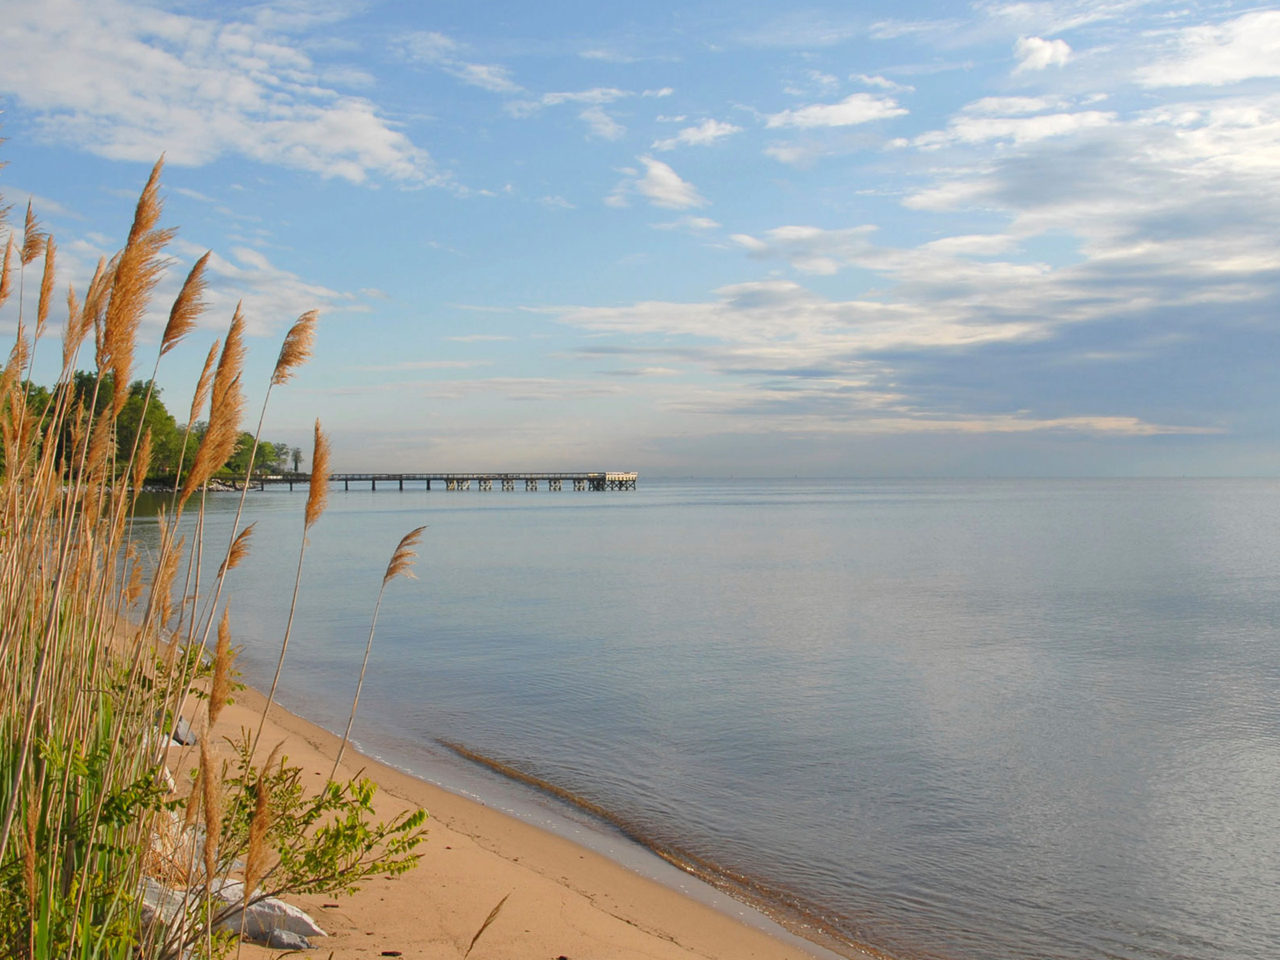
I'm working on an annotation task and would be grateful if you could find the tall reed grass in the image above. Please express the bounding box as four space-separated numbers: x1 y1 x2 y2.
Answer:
0 152 425 959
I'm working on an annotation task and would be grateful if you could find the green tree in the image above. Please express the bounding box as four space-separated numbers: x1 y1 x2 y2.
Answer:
115 379 183 475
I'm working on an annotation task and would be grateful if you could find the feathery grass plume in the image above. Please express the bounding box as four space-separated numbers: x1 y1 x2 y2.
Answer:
331 526 427 778
102 157 177 415
183 767 203 831
217 523 255 579
20 200 45 266
34 235 54 340
189 337 220 427
242 742 282 898
180 308 245 508
131 427 153 494
147 515 185 626
162 251 210 357
0 237 13 310
61 284 82 372
0 332 24 403
208 608 235 727
83 254 114 369
125 545 144 606
271 309 318 385
199 741 222 881
305 420 330 531
85 413 114 479
209 304 246 420
384 525 426 586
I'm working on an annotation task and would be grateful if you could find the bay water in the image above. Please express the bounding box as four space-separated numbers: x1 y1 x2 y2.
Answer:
140 479 1280 960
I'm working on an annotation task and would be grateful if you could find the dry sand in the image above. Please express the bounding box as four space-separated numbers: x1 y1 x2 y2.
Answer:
189 685 849 960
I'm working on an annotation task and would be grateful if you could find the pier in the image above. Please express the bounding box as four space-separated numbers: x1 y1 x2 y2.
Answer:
246 471 638 492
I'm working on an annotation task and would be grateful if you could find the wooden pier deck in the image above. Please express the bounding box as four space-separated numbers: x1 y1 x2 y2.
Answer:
248 471 638 492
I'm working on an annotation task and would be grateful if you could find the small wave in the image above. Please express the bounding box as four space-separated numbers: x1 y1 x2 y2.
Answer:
438 738 901 960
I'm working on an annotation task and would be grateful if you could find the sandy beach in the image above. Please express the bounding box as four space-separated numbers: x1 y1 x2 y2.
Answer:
191 684 847 960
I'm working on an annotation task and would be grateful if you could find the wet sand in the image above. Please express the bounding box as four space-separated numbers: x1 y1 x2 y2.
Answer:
201 685 853 960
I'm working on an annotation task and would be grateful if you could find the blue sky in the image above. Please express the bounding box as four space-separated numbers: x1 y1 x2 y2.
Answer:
1 0 1278 476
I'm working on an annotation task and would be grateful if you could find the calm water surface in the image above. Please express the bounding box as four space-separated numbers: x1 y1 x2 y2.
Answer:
143 479 1280 960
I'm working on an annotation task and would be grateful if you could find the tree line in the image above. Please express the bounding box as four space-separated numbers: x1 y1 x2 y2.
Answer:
16 372 303 480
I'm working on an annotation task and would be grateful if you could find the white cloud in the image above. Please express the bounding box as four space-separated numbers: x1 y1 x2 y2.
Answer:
396 30 523 93
1140 11 1280 88
609 158 707 210
652 119 743 150
635 157 707 209
1013 36 1072 73
0 0 438 186
580 105 626 140
643 87 675 97
195 243 357 336
765 93 907 128
915 110 1115 149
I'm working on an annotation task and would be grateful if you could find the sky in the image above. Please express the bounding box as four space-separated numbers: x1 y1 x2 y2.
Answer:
1 0 1278 477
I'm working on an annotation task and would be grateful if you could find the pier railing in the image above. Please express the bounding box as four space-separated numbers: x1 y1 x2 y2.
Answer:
214 471 639 492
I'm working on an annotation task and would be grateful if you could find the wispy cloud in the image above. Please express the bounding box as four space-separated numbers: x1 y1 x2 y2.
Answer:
357 360 494 371
395 31 523 93
652 119 743 150
0 0 439 186
580 105 626 140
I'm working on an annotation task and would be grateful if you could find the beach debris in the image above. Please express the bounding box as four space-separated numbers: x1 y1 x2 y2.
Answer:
138 877 184 930
211 879 327 944
169 715 198 745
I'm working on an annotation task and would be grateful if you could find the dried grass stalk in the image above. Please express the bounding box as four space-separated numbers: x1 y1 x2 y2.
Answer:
271 309 318 385
304 420 330 531
465 893 511 958
161 251 210 357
